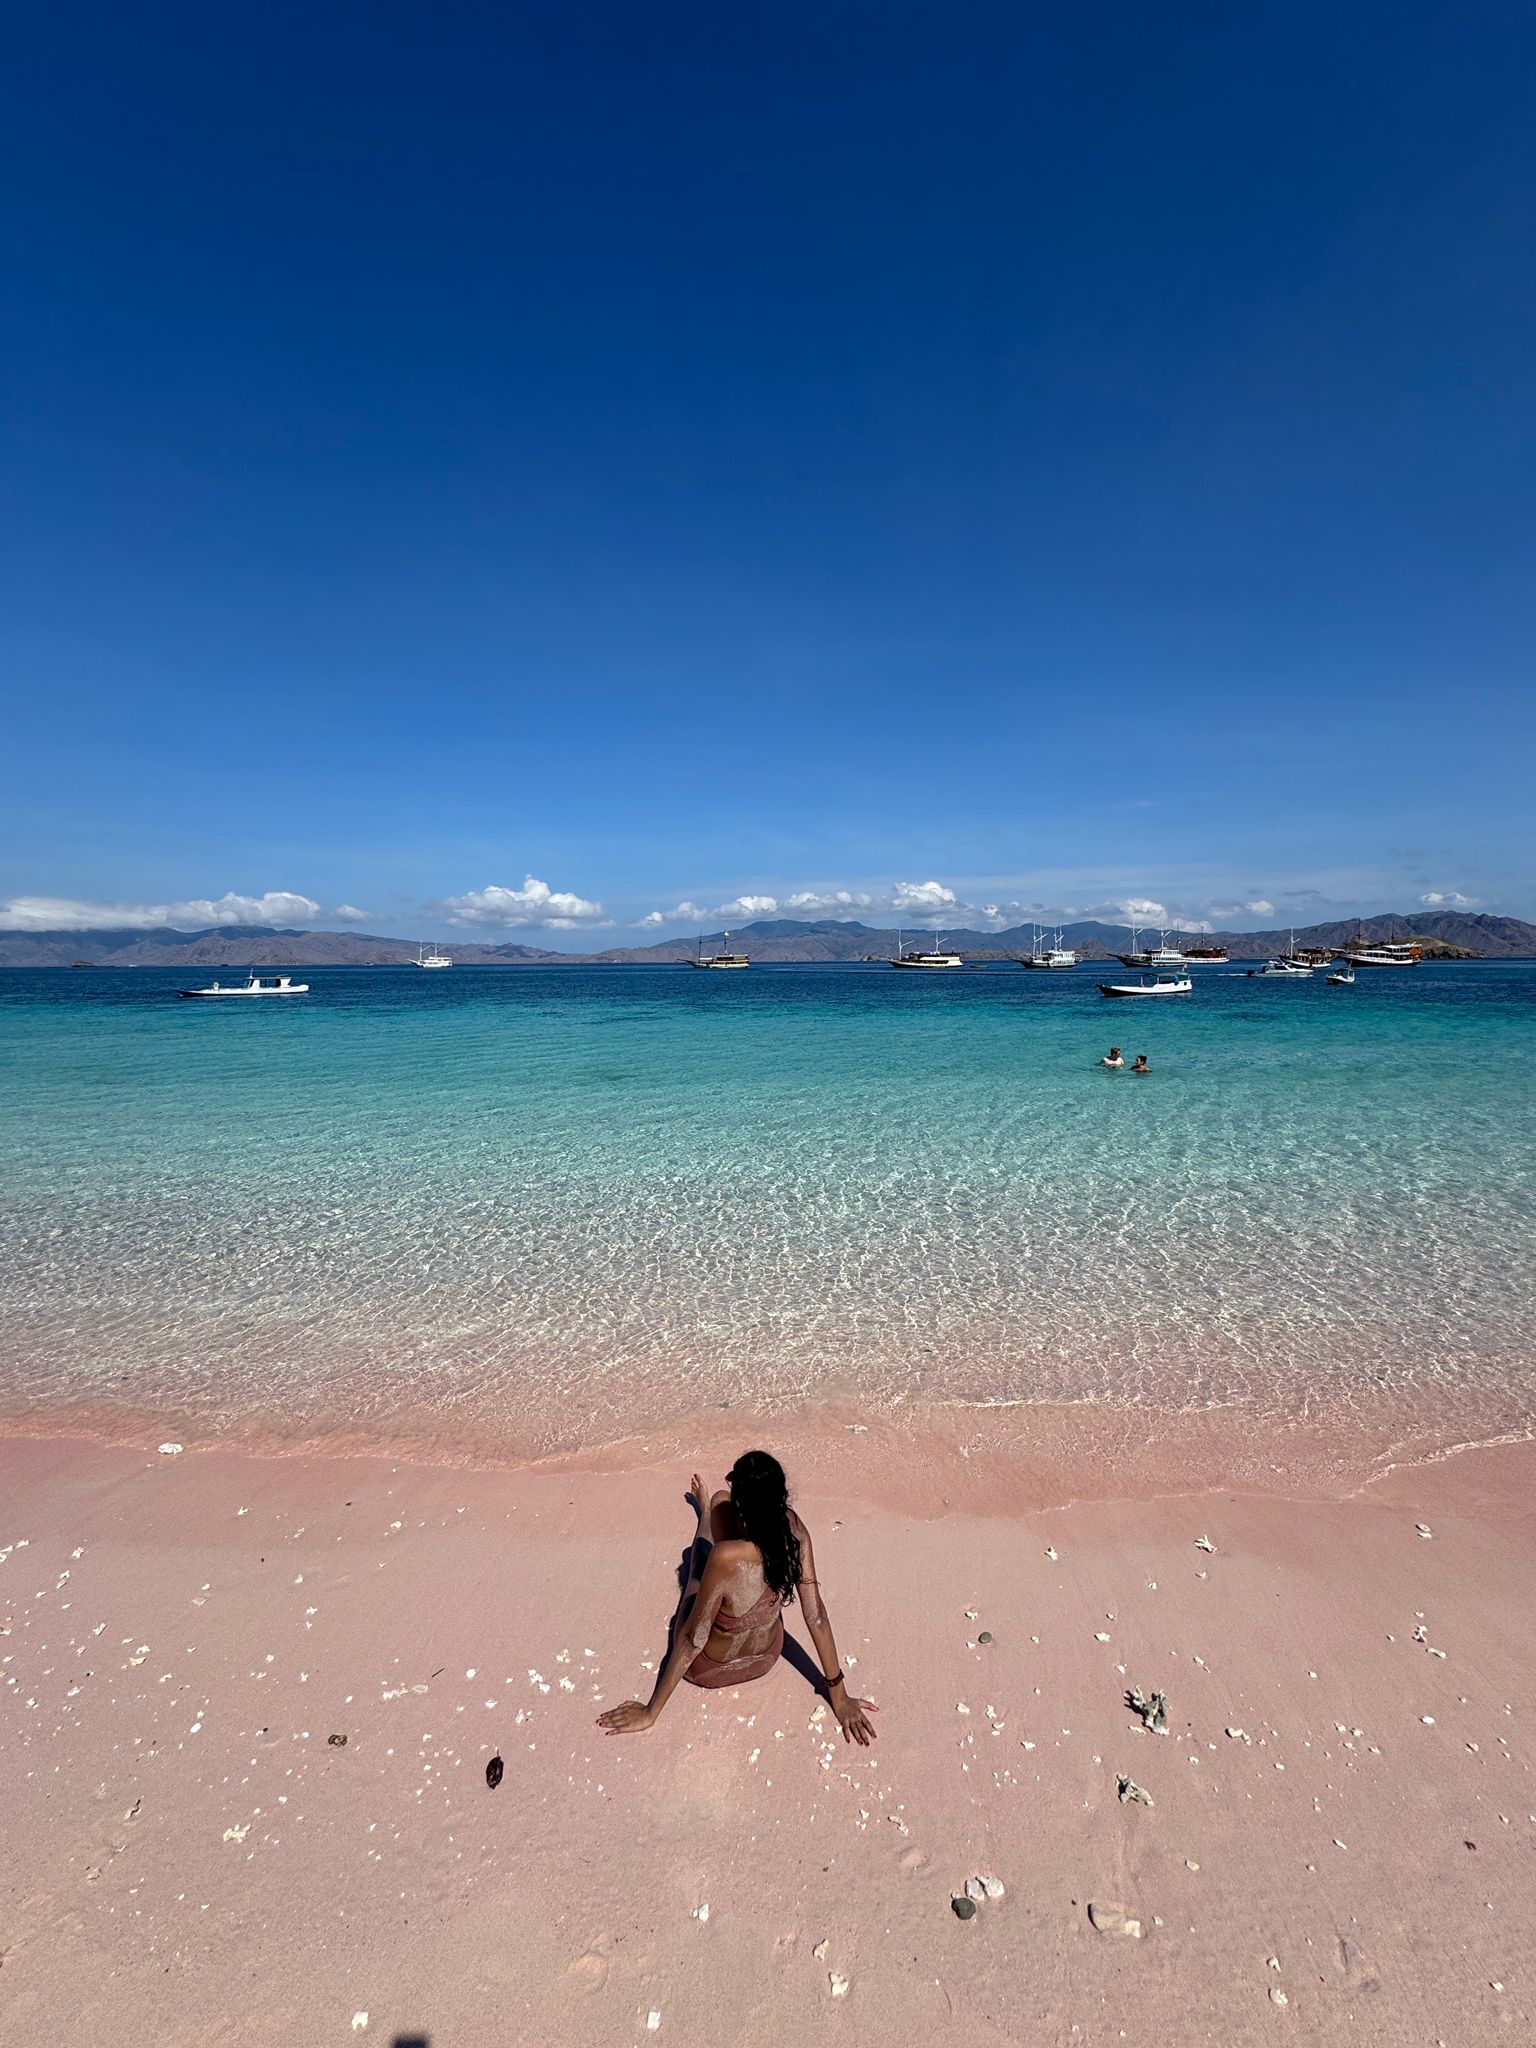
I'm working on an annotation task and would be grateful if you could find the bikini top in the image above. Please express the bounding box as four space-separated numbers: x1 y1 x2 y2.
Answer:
712 1580 786 1633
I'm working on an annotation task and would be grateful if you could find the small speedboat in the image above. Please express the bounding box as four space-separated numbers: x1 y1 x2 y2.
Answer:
1326 965 1356 985
1097 973 1192 998
178 972 309 998
1248 958 1312 977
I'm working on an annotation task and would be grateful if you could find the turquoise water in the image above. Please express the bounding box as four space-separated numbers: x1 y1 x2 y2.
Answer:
1 962 1533 1465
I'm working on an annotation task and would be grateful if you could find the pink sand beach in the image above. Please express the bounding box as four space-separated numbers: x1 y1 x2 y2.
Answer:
2 1424 1532 2047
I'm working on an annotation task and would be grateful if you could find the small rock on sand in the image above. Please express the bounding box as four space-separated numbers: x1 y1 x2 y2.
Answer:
964 1877 987 1902
980 1875 1005 1898
978 1631 993 1645
1089 1902 1142 1938
1269 1987 1289 2007
828 1973 850 1998
952 1895 978 1921
158 1443 185 1456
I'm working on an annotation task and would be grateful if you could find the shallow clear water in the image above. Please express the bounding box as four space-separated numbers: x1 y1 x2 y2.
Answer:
2 961 1533 1462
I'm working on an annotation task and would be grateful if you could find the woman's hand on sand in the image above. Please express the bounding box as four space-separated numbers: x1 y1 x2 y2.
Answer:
597 1700 656 1736
834 1695 879 1746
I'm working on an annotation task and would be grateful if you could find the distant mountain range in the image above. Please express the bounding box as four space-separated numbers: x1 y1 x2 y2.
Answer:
0 925 560 968
3 909 1533 967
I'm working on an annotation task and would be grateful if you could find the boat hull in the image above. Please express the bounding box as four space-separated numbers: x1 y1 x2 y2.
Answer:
1097 980 1192 998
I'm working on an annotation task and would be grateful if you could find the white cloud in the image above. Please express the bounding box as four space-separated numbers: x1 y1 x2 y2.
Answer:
636 879 995 929
1066 896 1182 928
331 904 372 923
634 901 711 928
889 880 960 915
1 891 321 932
1419 889 1480 910
437 877 607 928
1204 898 1275 921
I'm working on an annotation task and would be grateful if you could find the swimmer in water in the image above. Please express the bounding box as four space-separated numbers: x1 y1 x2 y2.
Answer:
1131 1054 1150 1073
1100 1047 1124 1069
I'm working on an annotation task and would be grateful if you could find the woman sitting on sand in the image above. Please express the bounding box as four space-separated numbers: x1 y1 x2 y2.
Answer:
597 1450 879 1746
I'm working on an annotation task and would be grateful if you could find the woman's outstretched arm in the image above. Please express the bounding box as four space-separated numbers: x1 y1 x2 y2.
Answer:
597 1542 733 1736
792 1515 878 1746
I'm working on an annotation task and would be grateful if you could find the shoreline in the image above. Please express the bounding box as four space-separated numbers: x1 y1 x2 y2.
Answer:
3 1387 1534 1518
3 1427 1533 2045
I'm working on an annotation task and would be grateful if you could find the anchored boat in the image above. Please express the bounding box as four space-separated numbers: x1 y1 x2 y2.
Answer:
689 929 750 968
1096 973 1192 998
178 972 309 999
891 929 963 969
1020 926 1078 968
1116 925 1188 970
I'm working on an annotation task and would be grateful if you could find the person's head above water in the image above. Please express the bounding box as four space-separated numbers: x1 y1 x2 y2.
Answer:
1132 1054 1149 1071
727 1449 804 1601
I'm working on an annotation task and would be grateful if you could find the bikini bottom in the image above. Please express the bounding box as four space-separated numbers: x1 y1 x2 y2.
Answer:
683 1619 784 1689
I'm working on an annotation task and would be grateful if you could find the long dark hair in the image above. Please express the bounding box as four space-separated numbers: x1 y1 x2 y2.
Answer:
728 1450 803 1603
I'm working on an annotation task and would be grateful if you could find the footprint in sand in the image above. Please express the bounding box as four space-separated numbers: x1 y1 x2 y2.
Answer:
1335 1938 1382 1994
566 1950 610 1993
898 1847 928 1873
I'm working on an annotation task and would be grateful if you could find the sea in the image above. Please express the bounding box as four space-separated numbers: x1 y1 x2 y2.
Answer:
2 960 1533 1489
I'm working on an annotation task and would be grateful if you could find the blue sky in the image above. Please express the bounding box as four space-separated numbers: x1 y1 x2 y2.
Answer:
3 1 1533 941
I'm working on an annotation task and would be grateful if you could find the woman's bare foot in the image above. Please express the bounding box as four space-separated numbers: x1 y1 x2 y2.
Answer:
687 1472 710 1519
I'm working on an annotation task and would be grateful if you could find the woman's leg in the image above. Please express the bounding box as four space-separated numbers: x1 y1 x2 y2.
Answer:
673 1475 718 1628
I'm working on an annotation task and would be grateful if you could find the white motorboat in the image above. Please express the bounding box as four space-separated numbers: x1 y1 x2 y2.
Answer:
178 972 309 999
688 929 750 968
1097 973 1192 998
891 928 962 968
1326 965 1356 985
1021 926 1078 968
415 945 453 968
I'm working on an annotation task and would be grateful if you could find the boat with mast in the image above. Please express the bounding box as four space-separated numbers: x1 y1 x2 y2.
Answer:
689 929 750 968
1248 930 1313 977
414 943 453 969
891 928 963 968
1116 924 1188 970
1020 925 1077 968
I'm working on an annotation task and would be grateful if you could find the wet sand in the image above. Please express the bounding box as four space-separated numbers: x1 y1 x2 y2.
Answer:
2 1429 1533 2046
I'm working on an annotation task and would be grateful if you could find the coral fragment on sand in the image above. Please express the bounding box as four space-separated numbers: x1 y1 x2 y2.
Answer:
1126 1687 1169 1734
